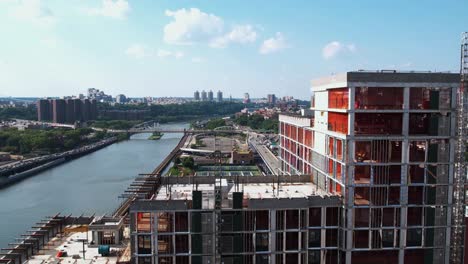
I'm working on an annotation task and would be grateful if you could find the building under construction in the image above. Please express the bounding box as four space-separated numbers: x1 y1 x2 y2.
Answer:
278 70 464 263
130 175 341 264
127 70 466 264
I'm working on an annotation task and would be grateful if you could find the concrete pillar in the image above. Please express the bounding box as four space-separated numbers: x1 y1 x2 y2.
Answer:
115 230 119 245
270 210 276 264
399 86 410 264
348 86 355 137
321 207 327 263
345 82 355 264
445 86 459 264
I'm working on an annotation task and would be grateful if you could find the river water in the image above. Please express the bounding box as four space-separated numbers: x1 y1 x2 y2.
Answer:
0 123 188 248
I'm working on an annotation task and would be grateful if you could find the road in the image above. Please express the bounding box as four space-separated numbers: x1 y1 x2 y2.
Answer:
247 132 281 175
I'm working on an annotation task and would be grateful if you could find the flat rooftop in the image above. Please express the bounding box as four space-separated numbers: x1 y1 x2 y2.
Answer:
311 70 460 91
23 229 125 264
155 181 333 201
129 175 342 210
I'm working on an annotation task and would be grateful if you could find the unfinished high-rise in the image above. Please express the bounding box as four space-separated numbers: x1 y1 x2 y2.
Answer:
130 176 341 264
279 71 461 263
128 71 463 264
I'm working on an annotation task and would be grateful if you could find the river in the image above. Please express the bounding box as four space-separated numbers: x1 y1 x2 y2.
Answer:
0 122 188 248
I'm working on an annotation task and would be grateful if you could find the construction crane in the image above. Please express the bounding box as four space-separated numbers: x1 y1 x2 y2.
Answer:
451 32 468 264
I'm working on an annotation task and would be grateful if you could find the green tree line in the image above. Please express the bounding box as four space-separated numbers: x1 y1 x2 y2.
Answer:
0 128 106 155
98 102 247 122
234 114 279 132
0 105 37 120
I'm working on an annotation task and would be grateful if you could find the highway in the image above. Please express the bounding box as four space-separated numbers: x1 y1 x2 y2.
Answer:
247 132 281 175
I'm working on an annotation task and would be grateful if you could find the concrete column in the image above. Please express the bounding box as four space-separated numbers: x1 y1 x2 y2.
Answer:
348 86 355 137
92 231 97 245
346 84 356 263
270 210 276 264
321 207 327 263
345 136 355 264
445 86 459 264
129 213 137 263
399 86 410 264
305 208 309 264
115 230 119 245
153 213 157 262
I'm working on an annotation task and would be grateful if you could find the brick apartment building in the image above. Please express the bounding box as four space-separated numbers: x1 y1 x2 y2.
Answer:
37 98 97 124
278 71 461 263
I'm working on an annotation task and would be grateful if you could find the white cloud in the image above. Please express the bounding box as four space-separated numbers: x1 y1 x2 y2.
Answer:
126 45 185 60
210 24 257 48
174 51 184 59
87 0 130 20
164 8 224 45
126 44 151 59
163 8 261 50
9 0 56 27
191 57 204 63
322 41 356 59
157 49 172 58
259 32 287 54
157 49 184 59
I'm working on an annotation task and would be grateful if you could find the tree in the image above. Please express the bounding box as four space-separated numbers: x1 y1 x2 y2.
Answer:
182 157 195 169
205 118 226 129
233 114 279 133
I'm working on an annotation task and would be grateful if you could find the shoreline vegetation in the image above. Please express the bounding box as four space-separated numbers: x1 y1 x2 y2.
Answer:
0 127 129 158
0 127 109 156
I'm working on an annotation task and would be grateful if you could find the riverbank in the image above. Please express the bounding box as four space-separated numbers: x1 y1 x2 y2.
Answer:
0 122 189 248
0 137 118 188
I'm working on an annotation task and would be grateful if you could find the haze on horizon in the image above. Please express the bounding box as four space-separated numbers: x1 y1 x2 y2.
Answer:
0 0 466 99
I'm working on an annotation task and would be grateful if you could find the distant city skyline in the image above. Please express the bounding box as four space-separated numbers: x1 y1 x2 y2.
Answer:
0 0 466 99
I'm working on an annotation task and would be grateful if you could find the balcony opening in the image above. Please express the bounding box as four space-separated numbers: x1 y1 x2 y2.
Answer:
408 165 425 184
328 112 348 134
355 140 402 163
355 208 370 227
355 113 402 135
256 210 269 230
354 230 369 248
309 208 321 227
328 88 349 109
137 212 151 232
355 87 403 110
409 141 426 162
410 87 451 110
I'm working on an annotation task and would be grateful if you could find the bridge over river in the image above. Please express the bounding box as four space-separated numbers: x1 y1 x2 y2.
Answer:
15 119 244 135
116 128 243 134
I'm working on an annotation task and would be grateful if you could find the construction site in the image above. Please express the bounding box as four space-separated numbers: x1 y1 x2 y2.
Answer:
0 33 467 264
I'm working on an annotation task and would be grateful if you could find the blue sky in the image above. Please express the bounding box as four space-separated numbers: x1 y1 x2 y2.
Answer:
0 0 466 99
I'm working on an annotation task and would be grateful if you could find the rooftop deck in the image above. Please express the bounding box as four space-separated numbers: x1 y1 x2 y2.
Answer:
156 182 329 201
23 230 126 264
